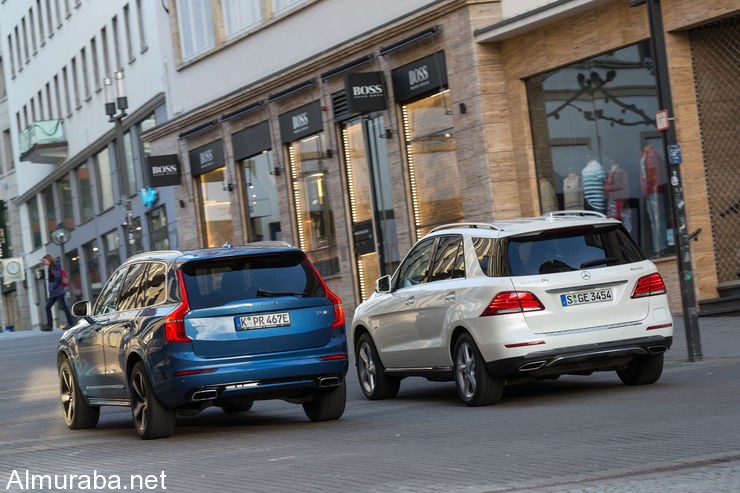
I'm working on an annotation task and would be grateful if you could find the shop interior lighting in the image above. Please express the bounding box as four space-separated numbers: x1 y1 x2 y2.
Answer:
288 145 306 250
402 105 422 238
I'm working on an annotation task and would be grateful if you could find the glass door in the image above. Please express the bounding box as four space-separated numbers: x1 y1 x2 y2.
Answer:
342 115 399 302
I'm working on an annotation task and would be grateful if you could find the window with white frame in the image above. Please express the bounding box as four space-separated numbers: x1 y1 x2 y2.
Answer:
272 0 307 15
177 0 215 60
222 0 262 38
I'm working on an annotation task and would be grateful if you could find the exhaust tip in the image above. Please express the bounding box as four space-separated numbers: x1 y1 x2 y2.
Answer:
318 376 340 387
191 389 218 401
647 345 668 354
519 361 547 372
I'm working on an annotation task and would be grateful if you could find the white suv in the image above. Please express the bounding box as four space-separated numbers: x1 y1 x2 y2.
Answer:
351 211 674 406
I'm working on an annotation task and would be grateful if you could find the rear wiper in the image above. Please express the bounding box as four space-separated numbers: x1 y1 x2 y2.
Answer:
580 257 621 268
256 289 305 297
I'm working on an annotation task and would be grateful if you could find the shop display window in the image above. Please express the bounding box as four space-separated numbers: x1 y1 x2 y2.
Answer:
401 89 462 238
527 42 675 258
241 151 281 242
199 167 234 247
288 134 338 277
77 162 95 222
57 174 75 231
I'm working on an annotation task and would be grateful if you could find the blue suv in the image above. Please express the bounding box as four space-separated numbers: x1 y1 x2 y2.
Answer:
58 242 348 439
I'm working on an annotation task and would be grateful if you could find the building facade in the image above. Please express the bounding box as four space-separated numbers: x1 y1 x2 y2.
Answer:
0 0 177 330
144 0 737 316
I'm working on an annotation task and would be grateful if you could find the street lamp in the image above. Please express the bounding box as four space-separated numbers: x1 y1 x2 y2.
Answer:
51 224 71 270
103 71 134 256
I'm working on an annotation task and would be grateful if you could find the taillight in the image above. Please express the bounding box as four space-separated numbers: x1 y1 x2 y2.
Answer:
481 291 545 316
165 270 192 343
306 257 345 329
631 273 667 298
326 288 345 329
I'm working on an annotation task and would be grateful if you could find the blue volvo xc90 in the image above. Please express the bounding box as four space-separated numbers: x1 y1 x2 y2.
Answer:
57 242 348 439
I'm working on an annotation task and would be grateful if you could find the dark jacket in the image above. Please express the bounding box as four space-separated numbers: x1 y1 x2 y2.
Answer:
48 263 66 298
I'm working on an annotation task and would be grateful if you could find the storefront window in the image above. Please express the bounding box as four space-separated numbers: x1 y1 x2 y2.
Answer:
241 151 280 242
27 198 42 249
57 175 75 230
77 162 95 222
66 248 81 303
42 187 57 239
83 240 102 301
149 205 170 250
402 89 462 237
527 42 674 258
288 134 338 276
199 167 234 247
128 216 144 256
94 148 114 211
102 229 121 278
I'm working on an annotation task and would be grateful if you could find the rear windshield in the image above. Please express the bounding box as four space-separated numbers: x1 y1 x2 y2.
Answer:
505 224 645 276
180 252 325 309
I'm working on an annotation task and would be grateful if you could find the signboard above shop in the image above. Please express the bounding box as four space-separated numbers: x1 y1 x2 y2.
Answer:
344 72 387 113
391 51 448 102
279 101 323 144
189 139 225 176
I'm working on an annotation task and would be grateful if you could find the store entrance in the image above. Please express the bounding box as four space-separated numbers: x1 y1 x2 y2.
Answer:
342 115 399 303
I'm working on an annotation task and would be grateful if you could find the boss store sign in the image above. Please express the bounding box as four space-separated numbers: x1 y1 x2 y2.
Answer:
147 154 181 187
189 139 225 176
391 51 448 102
344 72 387 113
279 101 323 144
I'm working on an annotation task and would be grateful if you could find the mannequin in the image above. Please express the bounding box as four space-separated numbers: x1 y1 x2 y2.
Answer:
606 161 632 232
640 142 666 254
563 170 583 210
581 158 606 213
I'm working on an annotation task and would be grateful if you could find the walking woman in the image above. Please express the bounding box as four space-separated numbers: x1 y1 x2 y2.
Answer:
41 254 74 331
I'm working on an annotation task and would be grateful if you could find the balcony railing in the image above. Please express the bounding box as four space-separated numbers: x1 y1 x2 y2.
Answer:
19 119 68 164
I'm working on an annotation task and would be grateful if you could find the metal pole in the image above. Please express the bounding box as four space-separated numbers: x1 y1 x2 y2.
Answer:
646 0 702 361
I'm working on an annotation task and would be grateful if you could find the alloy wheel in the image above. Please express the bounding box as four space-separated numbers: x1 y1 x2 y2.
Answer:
455 341 477 400
131 370 149 432
358 341 377 394
60 367 76 424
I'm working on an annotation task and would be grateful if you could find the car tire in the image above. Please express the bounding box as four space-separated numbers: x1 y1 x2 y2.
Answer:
303 380 346 422
220 400 254 414
130 361 176 439
617 353 664 385
59 358 100 429
454 334 503 407
356 333 400 400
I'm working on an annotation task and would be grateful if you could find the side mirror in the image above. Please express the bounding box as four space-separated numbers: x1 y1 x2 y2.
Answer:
72 300 91 318
375 275 391 293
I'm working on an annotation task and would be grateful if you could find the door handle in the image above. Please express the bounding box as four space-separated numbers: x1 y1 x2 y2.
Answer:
445 292 456 302
405 296 415 306
123 321 135 329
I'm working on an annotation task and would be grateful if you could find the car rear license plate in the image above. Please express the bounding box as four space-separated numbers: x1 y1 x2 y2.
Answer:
561 289 613 307
236 312 291 330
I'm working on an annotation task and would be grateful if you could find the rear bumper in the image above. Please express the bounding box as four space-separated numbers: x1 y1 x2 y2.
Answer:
153 341 348 408
487 335 672 379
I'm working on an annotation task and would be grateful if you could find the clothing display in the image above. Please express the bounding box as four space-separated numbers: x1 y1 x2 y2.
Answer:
606 163 632 233
563 172 583 210
640 144 667 253
581 159 606 213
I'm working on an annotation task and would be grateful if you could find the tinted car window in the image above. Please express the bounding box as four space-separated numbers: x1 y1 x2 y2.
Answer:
429 235 465 282
93 266 129 315
117 262 148 311
507 224 646 276
140 263 168 307
181 251 325 310
394 238 435 290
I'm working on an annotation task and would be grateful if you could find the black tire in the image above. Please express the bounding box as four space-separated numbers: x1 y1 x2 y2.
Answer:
356 333 400 400
59 358 100 429
303 380 346 422
220 400 254 414
453 334 504 406
617 353 664 385
130 361 176 439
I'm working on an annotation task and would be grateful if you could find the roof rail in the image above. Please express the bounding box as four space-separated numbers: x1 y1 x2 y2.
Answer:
429 222 499 233
541 210 607 219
